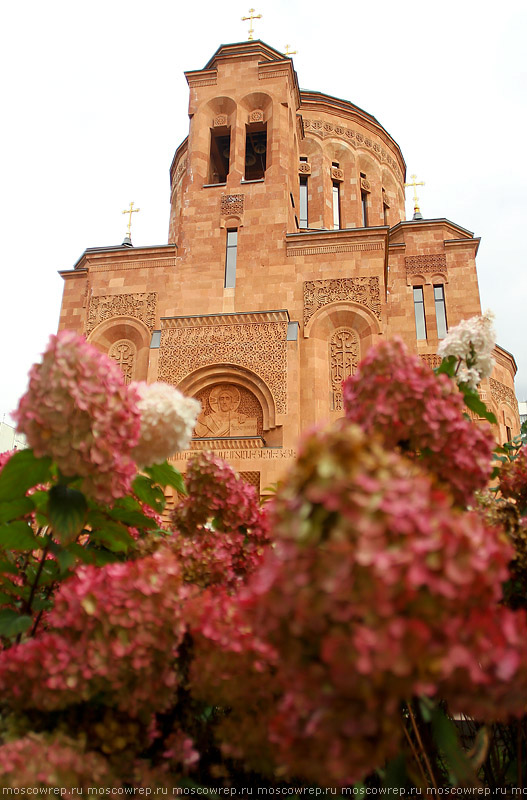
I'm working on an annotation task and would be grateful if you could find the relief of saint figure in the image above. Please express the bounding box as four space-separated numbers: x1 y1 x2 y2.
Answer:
194 384 258 438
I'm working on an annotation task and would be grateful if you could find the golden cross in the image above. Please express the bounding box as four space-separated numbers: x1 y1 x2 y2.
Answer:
241 8 262 40
122 201 140 237
284 44 297 57
404 174 425 214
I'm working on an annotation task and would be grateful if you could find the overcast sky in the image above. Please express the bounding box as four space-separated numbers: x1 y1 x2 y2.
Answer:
1 0 526 425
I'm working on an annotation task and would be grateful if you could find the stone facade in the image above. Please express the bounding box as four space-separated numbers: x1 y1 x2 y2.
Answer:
58 40 520 492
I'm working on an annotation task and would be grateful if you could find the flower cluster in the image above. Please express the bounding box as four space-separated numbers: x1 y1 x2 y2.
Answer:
0 548 190 716
342 338 494 505
499 448 527 512
190 424 527 786
0 733 117 791
131 382 201 468
15 332 141 503
437 310 495 389
170 452 271 588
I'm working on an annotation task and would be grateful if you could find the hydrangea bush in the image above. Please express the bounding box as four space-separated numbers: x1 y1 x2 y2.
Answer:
0 325 526 791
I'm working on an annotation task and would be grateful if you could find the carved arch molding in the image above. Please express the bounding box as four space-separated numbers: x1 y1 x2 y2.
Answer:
157 311 288 415
304 277 381 328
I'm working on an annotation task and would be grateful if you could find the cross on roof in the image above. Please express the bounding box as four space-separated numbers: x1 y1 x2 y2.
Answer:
284 45 297 57
241 8 262 40
122 201 140 239
404 174 425 214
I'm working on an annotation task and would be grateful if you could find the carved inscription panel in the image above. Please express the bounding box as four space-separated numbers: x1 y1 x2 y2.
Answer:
193 384 263 438
87 292 157 335
304 277 381 327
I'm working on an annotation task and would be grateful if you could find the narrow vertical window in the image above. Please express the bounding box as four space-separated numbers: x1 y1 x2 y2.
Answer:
332 182 340 230
209 131 230 184
245 125 267 180
383 203 389 226
360 172 368 227
413 286 427 339
434 284 448 339
299 176 308 228
224 229 238 288
506 425 512 442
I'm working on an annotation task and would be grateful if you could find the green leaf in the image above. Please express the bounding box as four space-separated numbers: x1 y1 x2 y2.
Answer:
63 542 97 565
434 354 458 378
132 475 166 512
145 461 186 494
430 705 476 784
0 450 52 502
461 387 497 424
47 484 87 542
87 512 135 553
106 507 158 529
0 497 35 524
0 559 20 575
0 608 33 638
0 521 41 550
382 753 407 789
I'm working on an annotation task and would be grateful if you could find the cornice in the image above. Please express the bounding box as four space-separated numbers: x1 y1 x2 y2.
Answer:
203 40 287 69
161 310 289 329
494 344 518 376
72 244 177 272
286 227 388 257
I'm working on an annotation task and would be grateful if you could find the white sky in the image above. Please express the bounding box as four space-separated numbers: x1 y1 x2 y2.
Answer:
1 0 526 425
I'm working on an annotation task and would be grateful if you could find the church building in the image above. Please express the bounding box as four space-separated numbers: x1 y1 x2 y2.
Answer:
58 39 520 495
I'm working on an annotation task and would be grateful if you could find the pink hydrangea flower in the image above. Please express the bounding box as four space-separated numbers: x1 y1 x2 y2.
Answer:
342 337 494 505
131 381 201 467
15 331 141 503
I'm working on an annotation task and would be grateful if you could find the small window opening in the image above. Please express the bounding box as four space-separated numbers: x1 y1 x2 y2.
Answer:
433 284 448 339
506 425 512 442
224 229 238 288
413 286 427 340
209 130 230 184
299 176 308 228
383 203 389 225
300 156 308 162
332 182 340 230
245 125 267 180
332 161 339 168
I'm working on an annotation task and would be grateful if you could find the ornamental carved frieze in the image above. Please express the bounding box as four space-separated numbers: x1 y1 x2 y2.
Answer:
86 292 157 335
405 254 447 275
420 354 442 370
249 109 264 123
303 118 402 179
303 277 381 327
213 114 228 127
490 378 520 415
221 193 245 216
108 339 137 384
239 472 261 493
330 327 359 412
158 313 288 415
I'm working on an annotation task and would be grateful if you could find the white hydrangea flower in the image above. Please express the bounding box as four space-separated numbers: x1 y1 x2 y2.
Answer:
437 310 495 390
131 382 201 468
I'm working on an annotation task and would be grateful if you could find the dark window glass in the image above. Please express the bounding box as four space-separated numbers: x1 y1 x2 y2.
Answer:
361 192 368 227
413 286 427 339
434 284 448 339
225 229 238 288
245 127 267 180
209 132 230 183
299 176 308 228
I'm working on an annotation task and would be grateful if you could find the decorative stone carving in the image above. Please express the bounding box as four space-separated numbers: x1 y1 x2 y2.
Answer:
194 384 262 438
108 339 137 384
303 277 381 326
158 312 288 414
299 162 311 174
490 378 520 415
382 188 390 208
405 255 447 274
86 292 157 334
420 354 442 370
239 472 261 493
302 118 402 178
221 194 245 216
330 328 359 411
360 176 371 192
331 167 344 181
213 114 228 127
174 154 188 185
249 109 264 123
288 242 383 257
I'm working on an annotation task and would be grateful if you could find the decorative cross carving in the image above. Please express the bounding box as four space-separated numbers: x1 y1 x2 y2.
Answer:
404 174 425 214
122 201 140 238
241 8 262 40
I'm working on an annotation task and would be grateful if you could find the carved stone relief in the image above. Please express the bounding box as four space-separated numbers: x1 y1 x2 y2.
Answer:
86 292 157 335
405 255 447 274
158 313 288 414
420 354 442 370
193 384 262 438
299 162 311 174
331 167 344 181
490 378 520 416
302 118 402 179
213 114 228 127
174 154 188 185
249 109 264 123
221 194 245 216
108 339 137 384
239 471 261 493
330 328 359 411
304 277 381 327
